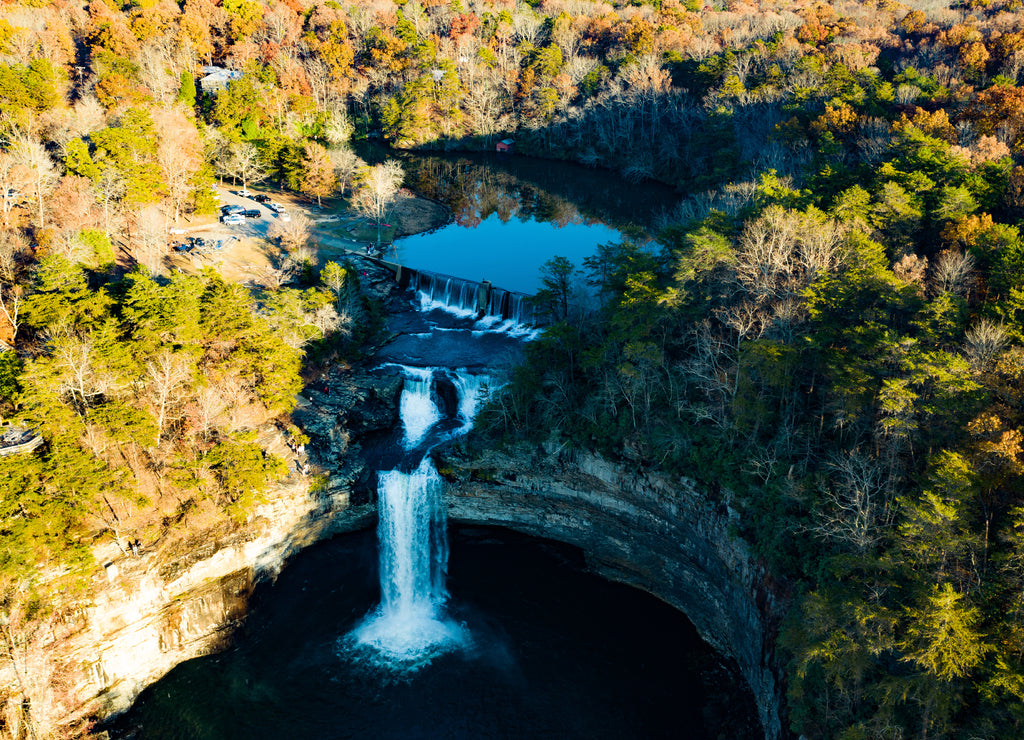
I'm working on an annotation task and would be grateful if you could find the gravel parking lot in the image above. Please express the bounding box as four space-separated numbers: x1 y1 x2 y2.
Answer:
166 186 303 283
164 184 448 285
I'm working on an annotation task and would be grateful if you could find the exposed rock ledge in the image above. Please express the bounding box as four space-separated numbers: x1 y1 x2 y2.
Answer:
79 482 375 718
439 443 786 740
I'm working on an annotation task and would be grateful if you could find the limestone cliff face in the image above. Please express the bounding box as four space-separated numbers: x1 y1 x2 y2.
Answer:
39 366 401 720
75 480 376 718
439 444 786 740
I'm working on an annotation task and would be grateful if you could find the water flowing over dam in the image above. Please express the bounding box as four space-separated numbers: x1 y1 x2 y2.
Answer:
399 267 539 330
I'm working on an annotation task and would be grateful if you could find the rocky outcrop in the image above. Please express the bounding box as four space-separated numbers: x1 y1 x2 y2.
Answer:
437 443 787 740
293 365 404 501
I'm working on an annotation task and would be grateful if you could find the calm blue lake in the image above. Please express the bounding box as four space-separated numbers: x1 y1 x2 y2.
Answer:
393 214 621 294
389 153 680 295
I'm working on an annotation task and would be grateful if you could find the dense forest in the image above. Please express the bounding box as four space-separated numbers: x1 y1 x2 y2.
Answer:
2 0 1024 737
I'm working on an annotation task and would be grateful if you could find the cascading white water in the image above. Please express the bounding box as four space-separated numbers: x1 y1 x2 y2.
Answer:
399 366 440 446
350 367 483 665
408 269 541 336
451 372 491 433
352 456 463 663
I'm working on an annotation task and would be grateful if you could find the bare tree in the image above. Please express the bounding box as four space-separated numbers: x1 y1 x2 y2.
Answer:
812 450 894 555
52 333 105 409
193 384 228 438
735 205 802 302
716 299 769 397
70 95 107 139
260 262 298 290
302 57 332 115
0 152 29 229
0 284 21 349
402 0 431 37
94 167 126 237
0 230 26 286
352 160 404 246
931 249 976 298
146 348 195 447
687 36 717 61
512 9 543 45
154 106 203 224
49 229 91 265
221 141 267 193
462 77 508 138
322 104 353 146
896 84 921 106
10 135 58 228
964 319 1008 372
315 301 346 336
328 147 364 196
133 207 168 275
268 212 313 255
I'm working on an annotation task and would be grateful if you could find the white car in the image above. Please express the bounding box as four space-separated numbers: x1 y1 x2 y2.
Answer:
221 213 244 225
268 202 286 213
238 188 252 198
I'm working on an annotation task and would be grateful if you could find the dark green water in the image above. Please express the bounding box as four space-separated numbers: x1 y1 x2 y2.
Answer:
105 527 759 740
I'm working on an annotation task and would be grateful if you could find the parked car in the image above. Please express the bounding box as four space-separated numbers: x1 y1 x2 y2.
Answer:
221 204 244 215
268 202 286 213
238 188 252 198
253 194 271 203
221 213 244 225
242 209 261 219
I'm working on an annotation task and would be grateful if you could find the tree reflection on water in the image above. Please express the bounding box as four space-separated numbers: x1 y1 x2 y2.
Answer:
399 152 679 235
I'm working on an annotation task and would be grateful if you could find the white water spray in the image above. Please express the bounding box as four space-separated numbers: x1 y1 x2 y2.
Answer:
451 372 491 433
351 367 491 666
352 456 464 663
399 366 440 447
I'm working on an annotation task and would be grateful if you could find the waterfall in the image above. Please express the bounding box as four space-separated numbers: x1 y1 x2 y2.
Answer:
352 456 461 663
410 272 479 319
399 366 440 447
350 367 490 666
451 373 491 433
